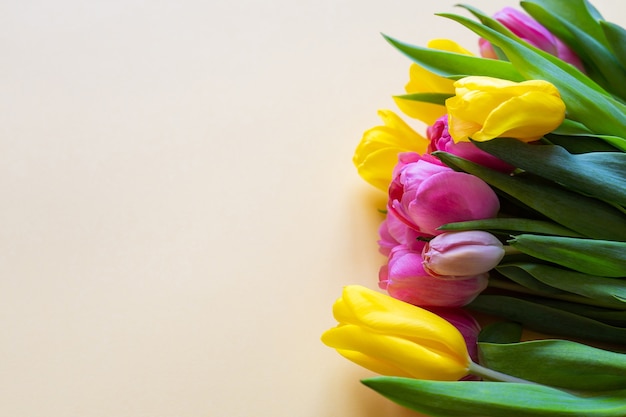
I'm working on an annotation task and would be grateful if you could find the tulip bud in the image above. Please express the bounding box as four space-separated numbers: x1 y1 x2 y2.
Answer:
422 231 505 278
446 76 566 143
321 285 471 380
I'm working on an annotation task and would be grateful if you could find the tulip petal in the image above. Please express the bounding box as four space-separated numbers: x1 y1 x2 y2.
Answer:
475 92 566 142
322 325 468 380
333 286 469 360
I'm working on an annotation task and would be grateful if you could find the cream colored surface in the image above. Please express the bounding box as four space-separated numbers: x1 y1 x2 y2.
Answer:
1 1 623 416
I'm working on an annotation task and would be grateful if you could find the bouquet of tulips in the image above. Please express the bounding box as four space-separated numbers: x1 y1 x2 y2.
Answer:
322 1 626 416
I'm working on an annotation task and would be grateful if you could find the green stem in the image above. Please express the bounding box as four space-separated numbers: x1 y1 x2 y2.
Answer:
468 362 537 384
503 245 522 256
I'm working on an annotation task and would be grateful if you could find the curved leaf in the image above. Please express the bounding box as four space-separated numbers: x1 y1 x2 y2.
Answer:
474 138 626 206
362 377 626 417
381 34 524 81
479 339 626 391
468 295 626 344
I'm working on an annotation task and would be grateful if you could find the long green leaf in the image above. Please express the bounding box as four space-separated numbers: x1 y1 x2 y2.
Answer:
510 235 626 277
601 21 626 71
362 377 626 417
520 0 608 48
381 34 524 81
501 263 626 308
479 340 626 391
434 152 626 241
520 2 626 99
474 138 626 207
439 218 583 237
468 295 626 344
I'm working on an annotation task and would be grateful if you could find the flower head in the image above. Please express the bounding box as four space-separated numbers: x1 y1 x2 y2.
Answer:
388 153 500 236
353 110 428 191
380 244 489 307
446 76 566 143
422 231 505 278
321 285 471 380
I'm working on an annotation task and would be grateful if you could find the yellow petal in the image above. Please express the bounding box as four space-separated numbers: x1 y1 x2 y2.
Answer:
427 39 474 56
475 91 566 142
352 110 427 190
333 286 469 361
405 64 455 95
393 96 447 125
322 324 468 380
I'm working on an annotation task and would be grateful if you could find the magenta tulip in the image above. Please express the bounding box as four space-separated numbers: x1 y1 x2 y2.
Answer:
379 244 489 307
388 154 500 236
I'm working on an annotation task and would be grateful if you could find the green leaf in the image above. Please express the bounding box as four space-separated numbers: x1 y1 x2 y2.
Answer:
479 339 626 391
474 138 626 207
496 265 567 296
438 218 583 237
601 21 626 71
509 235 626 277
381 34 525 81
520 2 626 99
362 377 626 417
434 152 626 241
437 11 626 145
500 263 626 308
533 299 626 327
520 0 609 49
468 295 626 344
393 92 452 106
544 134 620 154
478 321 523 344
550 120 626 152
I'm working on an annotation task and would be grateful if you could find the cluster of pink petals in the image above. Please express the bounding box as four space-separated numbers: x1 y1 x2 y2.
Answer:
388 153 500 237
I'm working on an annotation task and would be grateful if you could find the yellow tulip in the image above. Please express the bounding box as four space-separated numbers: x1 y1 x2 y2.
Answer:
321 285 471 381
394 39 471 125
446 76 566 143
353 110 427 191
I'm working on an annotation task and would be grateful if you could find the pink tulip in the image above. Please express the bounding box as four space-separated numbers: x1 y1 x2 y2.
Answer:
427 115 515 174
422 231 505 278
379 244 489 307
388 154 500 236
479 7 584 72
377 211 422 256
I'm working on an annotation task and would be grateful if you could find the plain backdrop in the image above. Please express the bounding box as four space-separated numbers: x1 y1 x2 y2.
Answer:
1 1 624 416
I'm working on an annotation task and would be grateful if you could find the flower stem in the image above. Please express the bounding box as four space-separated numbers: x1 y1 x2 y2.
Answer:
468 362 538 384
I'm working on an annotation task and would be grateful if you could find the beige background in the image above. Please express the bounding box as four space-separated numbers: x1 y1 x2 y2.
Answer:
1 1 623 416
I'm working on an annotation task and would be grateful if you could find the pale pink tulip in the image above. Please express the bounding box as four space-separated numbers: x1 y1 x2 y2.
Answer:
422 231 505 278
